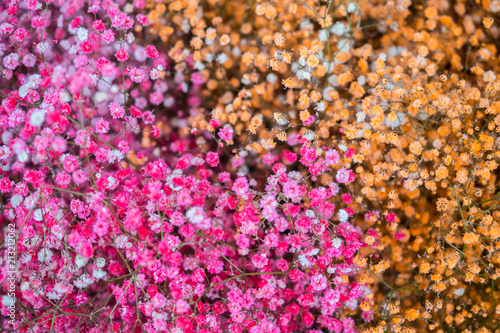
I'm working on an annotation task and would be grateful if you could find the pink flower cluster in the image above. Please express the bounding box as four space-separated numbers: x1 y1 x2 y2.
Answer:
0 1 381 332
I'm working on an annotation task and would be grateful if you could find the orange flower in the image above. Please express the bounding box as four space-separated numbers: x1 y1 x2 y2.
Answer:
483 18 494 29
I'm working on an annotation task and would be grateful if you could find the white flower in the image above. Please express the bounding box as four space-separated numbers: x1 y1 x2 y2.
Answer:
356 111 366 123
20 253 32 264
27 74 42 89
2 295 15 307
75 254 88 268
0 145 11 160
298 254 312 268
150 68 159 80
2 132 12 145
332 238 343 248
216 53 228 64
337 209 349 222
490 0 500 13
30 109 46 127
266 73 277 84
95 257 106 268
318 29 328 42
77 27 88 41
277 279 286 289
74 274 93 289
305 210 315 218
204 53 214 62
106 176 116 189
47 290 62 300
10 194 23 208
20 282 30 292
33 209 43 221
36 42 48 53
17 150 28 163
24 194 38 210
190 157 204 166
18 84 30 98
454 288 465 296
296 69 311 80
303 130 315 141
186 207 205 224
307 248 320 256
107 150 123 164
38 248 53 263
92 268 107 280
331 22 347 36
54 283 70 294
315 101 326 112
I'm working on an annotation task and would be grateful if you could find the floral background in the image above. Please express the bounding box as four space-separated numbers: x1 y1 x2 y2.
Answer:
1 0 500 332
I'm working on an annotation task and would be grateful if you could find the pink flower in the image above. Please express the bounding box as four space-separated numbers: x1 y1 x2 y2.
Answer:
79 241 94 258
232 177 249 197
218 172 231 183
191 72 206 85
299 146 317 165
73 170 88 184
325 149 340 165
141 111 155 124
386 212 397 223
341 193 352 204
146 45 159 58
336 167 350 183
124 208 143 233
276 259 289 271
109 102 125 119
394 230 405 240
31 16 45 29
115 49 129 62
79 41 93 54
206 152 220 167
137 14 149 25
218 126 233 141
93 20 106 31
283 181 300 199
102 30 115 44
309 273 328 292
3 53 19 70
129 67 145 83
302 312 314 326
55 172 71 188
175 299 189 314
282 150 297 163
296 216 311 233
95 118 110 133
252 253 269 268
62 155 79 173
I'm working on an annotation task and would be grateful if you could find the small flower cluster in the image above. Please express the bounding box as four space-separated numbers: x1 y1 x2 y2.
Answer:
0 1 382 332
146 0 500 331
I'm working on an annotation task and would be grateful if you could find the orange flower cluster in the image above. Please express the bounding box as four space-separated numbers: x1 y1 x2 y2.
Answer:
147 0 500 331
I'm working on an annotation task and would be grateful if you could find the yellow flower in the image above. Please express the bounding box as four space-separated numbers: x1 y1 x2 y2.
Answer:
220 34 230 46
483 18 494 29
405 309 420 321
